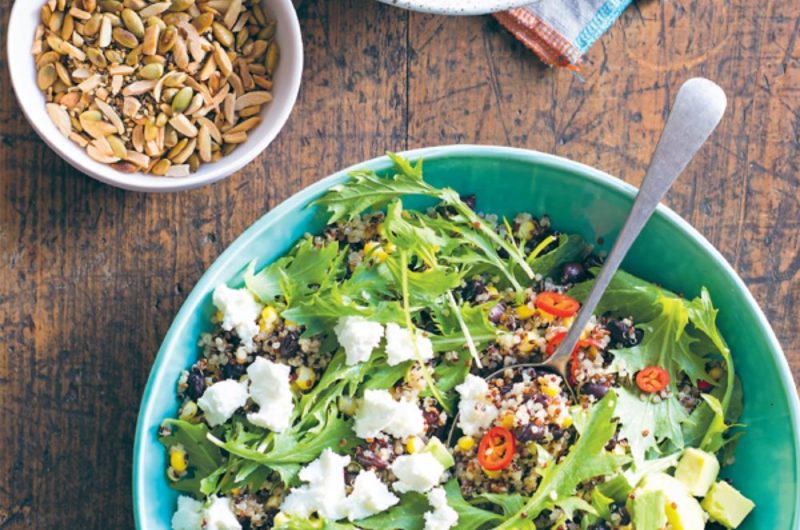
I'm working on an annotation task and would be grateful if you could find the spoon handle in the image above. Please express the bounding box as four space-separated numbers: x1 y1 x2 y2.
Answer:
551 78 727 366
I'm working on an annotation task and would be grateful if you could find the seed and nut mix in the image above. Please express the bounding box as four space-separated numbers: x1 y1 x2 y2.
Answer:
33 0 280 177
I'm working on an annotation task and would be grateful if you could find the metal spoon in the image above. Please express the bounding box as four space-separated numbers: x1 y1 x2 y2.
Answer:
447 78 726 443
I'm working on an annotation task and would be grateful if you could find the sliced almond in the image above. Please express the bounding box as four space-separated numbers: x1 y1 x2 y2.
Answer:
234 91 271 111
46 103 72 137
223 0 242 29
222 131 247 144
123 80 158 96
165 164 190 178
169 114 198 137
195 116 221 143
87 138 120 163
197 124 211 162
126 150 151 168
95 98 125 134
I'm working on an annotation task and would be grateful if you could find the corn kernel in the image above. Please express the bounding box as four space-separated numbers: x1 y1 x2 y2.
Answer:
536 309 555 323
486 286 498 296
259 306 279 333
170 450 187 473
542 386 558 398
295 366 317 391
231 487 240 496
384 242 397 253
179 400 198 421
457 435 475 451
406 436 423 454
562 316 575 328
214 310 224 323
561 416 573 429
364 241 380 255
709 366 723 380
516 304 537 320
518 339 536 353
484 468 502 479
499 413 515 429
373 249 389 263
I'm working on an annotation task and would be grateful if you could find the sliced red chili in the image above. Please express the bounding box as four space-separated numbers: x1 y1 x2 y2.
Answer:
534 292 580 318
546 332 603 357
477 427 516 471
636 366 670 393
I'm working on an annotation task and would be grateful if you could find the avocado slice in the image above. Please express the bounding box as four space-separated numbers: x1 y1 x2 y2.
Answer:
700 481 754 529
630 473 706 530
421 437 454 469
675 448 720 497
630 489 668 530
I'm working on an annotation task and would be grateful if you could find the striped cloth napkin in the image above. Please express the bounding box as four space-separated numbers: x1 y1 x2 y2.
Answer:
494 0 632 68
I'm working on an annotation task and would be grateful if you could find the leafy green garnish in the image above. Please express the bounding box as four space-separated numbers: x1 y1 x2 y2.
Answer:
207 408 358 486
356 492 429 530
527 233 587 279
159 419 224 496
495 392 629 529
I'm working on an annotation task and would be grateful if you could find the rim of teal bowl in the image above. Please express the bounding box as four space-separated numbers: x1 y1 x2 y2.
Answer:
132 145 800 529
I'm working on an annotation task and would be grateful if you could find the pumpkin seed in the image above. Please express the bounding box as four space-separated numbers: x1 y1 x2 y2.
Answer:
139 62 164 79
192 12 214 34
266 42 279 75
168 0 195 12
151 158 172 176
171 86 193 113
37 64 58 90
122 9 145 38
107 135 128 158
113 27 139 48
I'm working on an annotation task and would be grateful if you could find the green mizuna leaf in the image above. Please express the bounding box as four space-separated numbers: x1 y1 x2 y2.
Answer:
312 157 435 224
159 419 225 496
356 492 429 530
495 392 629 529
444 479 505 530
383 200 445 267
527 233 588 280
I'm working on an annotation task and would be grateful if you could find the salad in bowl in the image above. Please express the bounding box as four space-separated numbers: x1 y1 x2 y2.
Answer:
159 155 754 530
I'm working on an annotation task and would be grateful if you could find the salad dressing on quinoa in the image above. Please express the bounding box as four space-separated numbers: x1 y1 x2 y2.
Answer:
160 155 754 530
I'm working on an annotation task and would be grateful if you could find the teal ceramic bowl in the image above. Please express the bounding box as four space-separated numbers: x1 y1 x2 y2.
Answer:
133 146 800 529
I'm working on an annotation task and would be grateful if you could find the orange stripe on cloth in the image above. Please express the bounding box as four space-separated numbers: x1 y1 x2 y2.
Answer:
494 8 583 69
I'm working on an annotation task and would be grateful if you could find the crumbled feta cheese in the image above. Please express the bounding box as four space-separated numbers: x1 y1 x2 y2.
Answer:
354 389 425 440
455 374 499 436
391 452 445 493
197 379 248 427
171 495 204 530
334 316 384 365
212 284 263 349
205 496 242 530
246 357 293 432
423 487 458 530
281 449 350 521
385 323 434 366
344 470 399 521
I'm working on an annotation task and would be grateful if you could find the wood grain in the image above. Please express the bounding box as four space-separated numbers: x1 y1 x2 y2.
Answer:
0 0 797 528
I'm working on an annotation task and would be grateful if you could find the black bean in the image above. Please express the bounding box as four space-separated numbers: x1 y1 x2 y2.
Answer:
561 262 587 283
186 370 206 400
581 382 610 399
279 331 300 356
515 423 546 442
423 409 441 427
550 426 566 440
222 362 246 380
461 194 477 210
461 279 487 302
488 302 506 323
632 328 644 345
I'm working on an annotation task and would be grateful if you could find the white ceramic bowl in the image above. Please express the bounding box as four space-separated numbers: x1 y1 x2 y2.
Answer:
7 0 303 192
377 0 531 15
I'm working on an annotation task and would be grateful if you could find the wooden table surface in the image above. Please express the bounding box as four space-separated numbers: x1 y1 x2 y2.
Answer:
1 0 798 528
